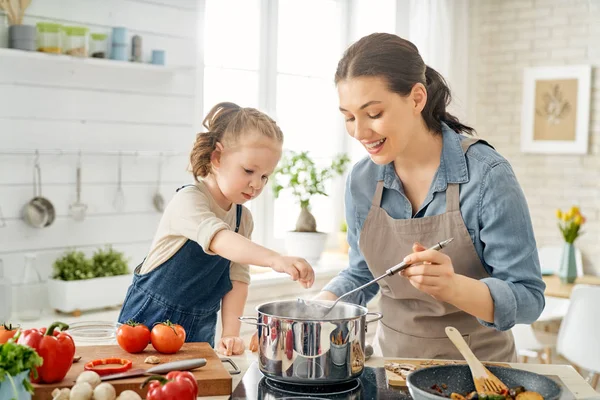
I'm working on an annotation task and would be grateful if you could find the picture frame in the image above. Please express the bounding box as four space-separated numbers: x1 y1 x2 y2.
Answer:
520 65 591 154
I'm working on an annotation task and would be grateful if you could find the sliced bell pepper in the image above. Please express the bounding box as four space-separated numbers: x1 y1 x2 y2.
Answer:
84 357 133 376
17 321 75 383
142 370 198 400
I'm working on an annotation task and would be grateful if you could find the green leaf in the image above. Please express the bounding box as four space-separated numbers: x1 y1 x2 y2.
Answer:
0 341 43 395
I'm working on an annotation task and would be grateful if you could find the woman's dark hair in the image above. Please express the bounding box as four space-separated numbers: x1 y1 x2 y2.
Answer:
335 33 474 136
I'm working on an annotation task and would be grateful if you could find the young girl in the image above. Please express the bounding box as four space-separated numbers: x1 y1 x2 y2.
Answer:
118 102 315 356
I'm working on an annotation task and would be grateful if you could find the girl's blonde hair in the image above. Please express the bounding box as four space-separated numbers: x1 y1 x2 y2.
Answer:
190 102 284 179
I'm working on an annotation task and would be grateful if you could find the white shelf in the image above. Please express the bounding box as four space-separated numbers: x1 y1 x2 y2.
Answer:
0 47 195 73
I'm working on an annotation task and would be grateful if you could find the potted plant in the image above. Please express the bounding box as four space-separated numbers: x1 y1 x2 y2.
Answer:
272 150 350 264
0 335 43 400
48 246 132 315
338 220 350 254
555 206 586 284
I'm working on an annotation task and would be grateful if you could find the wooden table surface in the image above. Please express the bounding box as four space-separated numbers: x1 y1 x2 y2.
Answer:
543 275 600 298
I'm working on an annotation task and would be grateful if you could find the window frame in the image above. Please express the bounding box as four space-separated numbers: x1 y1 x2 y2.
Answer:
199 0 408 253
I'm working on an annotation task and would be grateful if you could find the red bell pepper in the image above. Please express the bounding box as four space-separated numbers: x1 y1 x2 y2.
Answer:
84 357 133 376
17 321 75 383
142 371 198 400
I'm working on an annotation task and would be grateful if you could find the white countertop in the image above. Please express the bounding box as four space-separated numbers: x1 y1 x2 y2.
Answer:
210 351 600 400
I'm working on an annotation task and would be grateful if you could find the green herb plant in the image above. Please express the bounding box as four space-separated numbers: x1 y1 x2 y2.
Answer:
272 151 350 232
0 333 43 398
52 246 129 281
91 246 129 278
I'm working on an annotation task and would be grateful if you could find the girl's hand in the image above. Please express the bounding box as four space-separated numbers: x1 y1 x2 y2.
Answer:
400 242 458 302
269 256 315 288
249 332 259 352
217 336 245 356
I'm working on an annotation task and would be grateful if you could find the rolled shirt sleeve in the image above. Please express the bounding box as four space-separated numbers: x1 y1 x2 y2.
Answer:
322 173 378 306
477 162 546 331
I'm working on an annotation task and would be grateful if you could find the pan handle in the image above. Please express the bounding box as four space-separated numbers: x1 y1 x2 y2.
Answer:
221 358 241 375
239 316 268 327
366 312 383 324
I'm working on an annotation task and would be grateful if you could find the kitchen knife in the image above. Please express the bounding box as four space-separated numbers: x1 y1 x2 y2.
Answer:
99 358 207 381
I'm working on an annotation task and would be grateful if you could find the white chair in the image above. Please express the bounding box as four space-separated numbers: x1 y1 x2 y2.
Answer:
556 284 600 389
538 245 583 277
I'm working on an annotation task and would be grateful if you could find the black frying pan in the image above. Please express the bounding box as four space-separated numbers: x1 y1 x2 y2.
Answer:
407 365 562 400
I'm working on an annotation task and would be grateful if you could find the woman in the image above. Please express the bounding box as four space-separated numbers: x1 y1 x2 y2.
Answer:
317 33 545 362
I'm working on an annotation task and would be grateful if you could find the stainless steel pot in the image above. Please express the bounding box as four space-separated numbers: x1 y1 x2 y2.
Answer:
240 300 382 384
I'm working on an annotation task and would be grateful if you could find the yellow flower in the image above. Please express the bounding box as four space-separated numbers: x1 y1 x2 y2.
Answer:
571 206 580 215
574 215 583 225
556 209 563 219
564 210 573 221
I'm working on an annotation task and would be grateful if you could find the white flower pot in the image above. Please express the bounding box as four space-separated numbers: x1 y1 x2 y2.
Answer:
48 274 133 313
284 231 328 265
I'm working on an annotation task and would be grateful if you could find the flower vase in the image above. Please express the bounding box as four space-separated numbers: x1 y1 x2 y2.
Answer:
558 242 577 284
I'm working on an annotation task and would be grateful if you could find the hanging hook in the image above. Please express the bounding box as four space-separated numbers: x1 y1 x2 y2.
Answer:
77 150 82 168
34 149 40 167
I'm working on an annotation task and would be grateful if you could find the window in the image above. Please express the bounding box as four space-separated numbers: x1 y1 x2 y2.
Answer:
203 0 261 109
203 0 400 252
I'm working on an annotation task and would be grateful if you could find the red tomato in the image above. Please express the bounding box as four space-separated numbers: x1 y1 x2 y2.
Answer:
0 323 19 344
151 321 186 354
117 320 151 353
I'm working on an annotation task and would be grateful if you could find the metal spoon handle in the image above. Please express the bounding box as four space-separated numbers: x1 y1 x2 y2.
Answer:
336 238 455 305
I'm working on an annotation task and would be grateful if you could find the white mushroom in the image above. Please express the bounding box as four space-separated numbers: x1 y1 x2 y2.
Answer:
76 371 102 389
52 388 71 400
93 382 117 400
116 390 143 400
69 382 93 400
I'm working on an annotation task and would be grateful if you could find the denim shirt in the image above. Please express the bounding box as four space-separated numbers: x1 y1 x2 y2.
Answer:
323 123 546 332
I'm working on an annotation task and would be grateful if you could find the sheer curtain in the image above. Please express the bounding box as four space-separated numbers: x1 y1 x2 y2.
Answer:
408 0 470 121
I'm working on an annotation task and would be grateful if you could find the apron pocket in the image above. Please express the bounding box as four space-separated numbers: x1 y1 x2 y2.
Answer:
375 321 471 360
118 287 169 327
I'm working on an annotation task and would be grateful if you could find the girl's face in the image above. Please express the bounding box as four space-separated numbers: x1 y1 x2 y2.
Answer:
337 76 427 165
212 132 282 206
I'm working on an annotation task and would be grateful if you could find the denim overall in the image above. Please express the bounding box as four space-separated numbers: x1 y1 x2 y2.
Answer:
118 185 242 346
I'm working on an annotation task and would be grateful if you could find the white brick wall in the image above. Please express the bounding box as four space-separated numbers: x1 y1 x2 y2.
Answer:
469 0 600 274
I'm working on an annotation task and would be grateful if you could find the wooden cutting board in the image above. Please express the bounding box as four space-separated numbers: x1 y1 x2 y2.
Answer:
384 358 512 387
32 343 232 399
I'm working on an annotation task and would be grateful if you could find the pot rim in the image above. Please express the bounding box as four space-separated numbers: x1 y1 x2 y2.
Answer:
255 299 369 322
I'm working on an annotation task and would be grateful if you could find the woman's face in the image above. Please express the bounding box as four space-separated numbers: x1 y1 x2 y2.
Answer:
337 76 426 165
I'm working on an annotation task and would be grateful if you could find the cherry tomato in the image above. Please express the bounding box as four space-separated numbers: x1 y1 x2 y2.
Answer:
0 323 19 344
151 321 186 354
117 320 151 353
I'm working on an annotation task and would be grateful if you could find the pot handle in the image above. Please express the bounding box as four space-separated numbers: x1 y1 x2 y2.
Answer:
239 316 268 327
366 312 383 324
221 358 241 375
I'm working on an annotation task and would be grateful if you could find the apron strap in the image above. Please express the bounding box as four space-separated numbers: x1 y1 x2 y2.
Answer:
372 180 385 207
446 137 486 213
176 184 196 192
234 204 242 233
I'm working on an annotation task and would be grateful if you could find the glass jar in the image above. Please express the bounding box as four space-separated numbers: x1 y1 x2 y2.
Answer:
63 26 89 57
12 254 44 321
90 33 108 58
36 22 62 54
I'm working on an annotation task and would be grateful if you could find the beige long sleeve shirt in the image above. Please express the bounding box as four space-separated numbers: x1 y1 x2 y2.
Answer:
138 181 253 284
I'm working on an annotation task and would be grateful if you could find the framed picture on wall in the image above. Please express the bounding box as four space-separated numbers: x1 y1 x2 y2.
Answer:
520 65 591 154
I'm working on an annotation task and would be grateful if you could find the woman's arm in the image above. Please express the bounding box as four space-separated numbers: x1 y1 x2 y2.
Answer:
402 162 545 330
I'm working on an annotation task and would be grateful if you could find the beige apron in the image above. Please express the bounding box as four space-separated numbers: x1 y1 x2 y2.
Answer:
360 138 516 362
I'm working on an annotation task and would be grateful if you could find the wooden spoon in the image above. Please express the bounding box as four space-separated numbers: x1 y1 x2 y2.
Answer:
19 0 30 24
445 326 509 395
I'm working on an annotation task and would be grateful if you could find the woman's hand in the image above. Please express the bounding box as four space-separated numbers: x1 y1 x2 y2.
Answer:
269 255 315 288
217 336 245 356
401 242 458 302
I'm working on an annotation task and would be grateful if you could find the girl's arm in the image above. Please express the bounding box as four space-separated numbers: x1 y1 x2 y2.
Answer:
221 280 248 338
210 230 314 288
